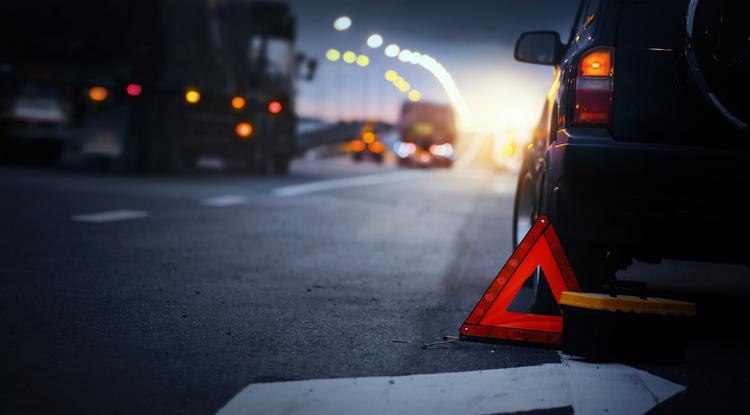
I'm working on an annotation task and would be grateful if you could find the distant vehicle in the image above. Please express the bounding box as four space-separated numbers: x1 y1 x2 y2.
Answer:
513 0 750 309
394 101 456 168
0 0 315 174
350 123 386 164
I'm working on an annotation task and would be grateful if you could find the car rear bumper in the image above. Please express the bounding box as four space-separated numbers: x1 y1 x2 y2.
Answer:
549 128 750 264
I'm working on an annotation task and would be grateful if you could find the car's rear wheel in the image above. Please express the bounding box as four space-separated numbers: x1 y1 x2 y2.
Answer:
514 166 609 312
512 170 537 248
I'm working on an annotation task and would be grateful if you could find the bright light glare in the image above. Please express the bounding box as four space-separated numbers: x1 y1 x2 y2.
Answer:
429 143 454 158
366 34 383 48
356 55 370 67
88 86 108 102
384 44 400 58
343 51 357 64
268 101 283 114
398 49 412 62
231 96 246 109
395 142 417 158
326 49 341 61
126 83 142 97
350 140 366 152
368 141 385 154
362 132 376 144
333 16 352 31
408 51 422 64
408 90 421 102
398 82 410 93
384 70 398 82
235 122 253 138
185 89 200 104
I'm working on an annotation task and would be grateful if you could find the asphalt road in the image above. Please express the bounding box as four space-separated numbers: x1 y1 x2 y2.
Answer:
1 156 749 414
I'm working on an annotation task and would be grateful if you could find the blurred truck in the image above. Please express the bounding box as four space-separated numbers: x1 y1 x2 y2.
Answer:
0 0 314 173
393 101 456 168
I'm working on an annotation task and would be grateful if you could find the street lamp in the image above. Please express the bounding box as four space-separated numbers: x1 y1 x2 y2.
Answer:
326 49 341 62
342 51 357 64
366 34 384 48
333 16 352 31
356 55 370 67
384 44 400 58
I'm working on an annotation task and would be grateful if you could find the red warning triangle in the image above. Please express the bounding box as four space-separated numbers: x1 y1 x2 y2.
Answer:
460 216 581 345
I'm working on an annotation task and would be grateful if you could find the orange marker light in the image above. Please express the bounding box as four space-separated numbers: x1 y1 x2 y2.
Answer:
126 83 142 97
350 140 366 152
368 141 385 154
235 122 253 138
185 89 201 104
88 86 108 102
268 101 283 114
362 131 376 144
231 96 246 109
580 49 611 77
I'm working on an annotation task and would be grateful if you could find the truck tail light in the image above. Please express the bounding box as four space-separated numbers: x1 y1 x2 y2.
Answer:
231 96 245 109
88 86 108 102
573 47 614 127
235 122 253 138
268 101 282 114
126 83 142 97
368 141 385 154
185 89 201 104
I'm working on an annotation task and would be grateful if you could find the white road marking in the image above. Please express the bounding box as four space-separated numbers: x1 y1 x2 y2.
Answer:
71 210 149 223
272 171 424 197
561 353 686 415
217 356 685 415
202 195 247 207
453 134 487 172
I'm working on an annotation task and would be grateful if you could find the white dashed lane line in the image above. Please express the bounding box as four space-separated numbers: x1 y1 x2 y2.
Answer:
216 354 685 415
71 210 149 223
201 195 248 207
272 170 425 197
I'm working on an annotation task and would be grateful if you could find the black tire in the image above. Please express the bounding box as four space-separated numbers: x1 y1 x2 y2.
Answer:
539 171 609 294
512 162 538 249
517 165 608 312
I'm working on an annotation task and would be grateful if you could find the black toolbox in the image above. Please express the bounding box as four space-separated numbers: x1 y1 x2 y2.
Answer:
559 281 696 363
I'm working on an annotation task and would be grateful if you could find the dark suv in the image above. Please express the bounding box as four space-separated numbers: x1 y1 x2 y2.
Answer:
512 0 749 300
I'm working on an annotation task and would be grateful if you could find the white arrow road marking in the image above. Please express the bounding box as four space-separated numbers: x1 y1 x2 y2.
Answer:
561 353 686 415
272 171 425 197
202 195 248 207
71 210 149 223
217 356 685 415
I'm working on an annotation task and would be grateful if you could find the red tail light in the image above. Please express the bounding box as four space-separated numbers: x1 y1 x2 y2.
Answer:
268 101 283 114
573 47 614 127
126 83 142 97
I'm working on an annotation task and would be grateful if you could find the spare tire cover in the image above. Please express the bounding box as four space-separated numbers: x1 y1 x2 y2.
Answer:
686 0 750 133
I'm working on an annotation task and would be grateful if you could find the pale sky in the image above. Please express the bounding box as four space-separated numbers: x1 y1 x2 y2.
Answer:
287 0 580 133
